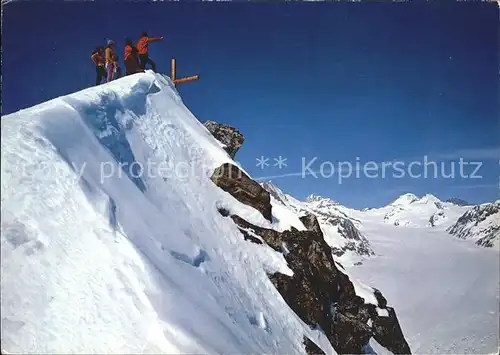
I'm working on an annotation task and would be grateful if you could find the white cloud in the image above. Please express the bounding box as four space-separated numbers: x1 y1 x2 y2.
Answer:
432 147 500 160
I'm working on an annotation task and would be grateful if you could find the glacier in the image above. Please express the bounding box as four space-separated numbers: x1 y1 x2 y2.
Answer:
1 72 335 354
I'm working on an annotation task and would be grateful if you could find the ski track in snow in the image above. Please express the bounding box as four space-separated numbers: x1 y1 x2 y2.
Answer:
1 72 335 354
345 209 500 355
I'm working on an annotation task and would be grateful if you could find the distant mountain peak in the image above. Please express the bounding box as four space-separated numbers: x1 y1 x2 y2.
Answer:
305 194 339 206
419 194 442 204
260 181 288 206
390 193 419 206
305 194 323 202
445 197 470 206
260 180 280 192
390 193 443 207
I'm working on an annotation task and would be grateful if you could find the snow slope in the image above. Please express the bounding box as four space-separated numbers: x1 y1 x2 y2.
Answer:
1 72 335 354
345 211 500 354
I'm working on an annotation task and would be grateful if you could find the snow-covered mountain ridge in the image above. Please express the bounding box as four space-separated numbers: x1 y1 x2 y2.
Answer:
375 193 499 248
259 183 499 250
260 182 373 266
1 72 410 355
447 200 500 248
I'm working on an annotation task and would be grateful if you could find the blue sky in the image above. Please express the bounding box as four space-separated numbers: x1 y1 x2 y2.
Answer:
2 2 499 208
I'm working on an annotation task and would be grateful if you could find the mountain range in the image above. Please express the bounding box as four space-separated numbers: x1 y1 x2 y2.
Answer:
259 185 499 261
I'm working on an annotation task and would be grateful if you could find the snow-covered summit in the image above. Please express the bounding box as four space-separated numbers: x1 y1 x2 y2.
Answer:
389 193 419 206
418 193 442 204
379 193 468 228
389 193 441 206
305 194 340 207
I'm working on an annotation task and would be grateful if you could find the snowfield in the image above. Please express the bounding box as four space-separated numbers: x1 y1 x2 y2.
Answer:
345 208 500 354
1 72 335 354
379 193 469 228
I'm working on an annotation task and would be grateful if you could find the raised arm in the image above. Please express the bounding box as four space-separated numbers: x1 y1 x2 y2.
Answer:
147 36 164 43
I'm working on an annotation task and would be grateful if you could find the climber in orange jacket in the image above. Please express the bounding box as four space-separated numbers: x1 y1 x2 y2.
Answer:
124 39 143 76
136 32 164 72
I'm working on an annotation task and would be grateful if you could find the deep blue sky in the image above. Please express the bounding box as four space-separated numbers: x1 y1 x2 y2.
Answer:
3 2 499 208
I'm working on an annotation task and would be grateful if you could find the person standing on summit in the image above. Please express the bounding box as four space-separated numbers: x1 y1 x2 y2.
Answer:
124 39 143 75
105 40 116 82
91 46 106 85
137 32 163 72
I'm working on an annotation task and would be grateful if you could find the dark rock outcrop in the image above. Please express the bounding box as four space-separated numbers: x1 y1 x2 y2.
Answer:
260 181 372 260
428 210 446 227
226 213 410 355
211 163 272 222
299 213 323 234
303 337 326 355
204 121 244 159
447 201 500 247
372 307 411 355
324 216 374 257
212 163 410 354
445 197 470 206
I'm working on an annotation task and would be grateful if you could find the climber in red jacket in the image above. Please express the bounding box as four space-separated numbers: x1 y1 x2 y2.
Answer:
124 39 143 76
136 32 164 72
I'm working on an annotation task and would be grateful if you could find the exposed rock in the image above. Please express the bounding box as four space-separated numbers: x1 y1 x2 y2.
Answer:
211 163 272 222
445 197 470 206
428 210 446 227
217 207 230 217
306 194 340 206
325 216 374 257
231 221 264 245
260 181 372 260
204 121 244 159
211 162 410 354
476 228 500 248
229 214 411 355
372 307 411 355
303 336 326 355
261 181 290 206
299 213 323 234
447 201 500 248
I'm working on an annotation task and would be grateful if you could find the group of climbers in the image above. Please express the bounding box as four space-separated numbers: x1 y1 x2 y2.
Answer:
91 32 164 86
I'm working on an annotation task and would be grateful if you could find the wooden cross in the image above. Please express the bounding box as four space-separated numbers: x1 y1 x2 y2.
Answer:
171 58 199 86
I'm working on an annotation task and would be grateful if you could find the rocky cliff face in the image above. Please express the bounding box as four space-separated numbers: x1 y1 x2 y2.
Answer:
447 201 500 248
324 216 374 258
260 182 374 262
206 123 411 354
203 121 244 159
211 163 272 222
